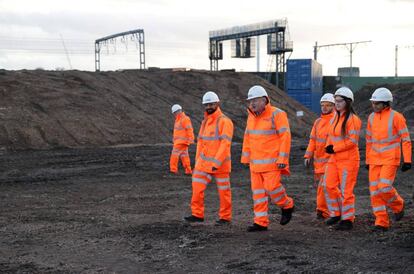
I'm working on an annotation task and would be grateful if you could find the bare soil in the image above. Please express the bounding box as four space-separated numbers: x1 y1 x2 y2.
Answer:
0 143 413 273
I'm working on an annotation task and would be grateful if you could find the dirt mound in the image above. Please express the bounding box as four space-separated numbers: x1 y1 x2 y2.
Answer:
353 82 414 121
0 69 316 150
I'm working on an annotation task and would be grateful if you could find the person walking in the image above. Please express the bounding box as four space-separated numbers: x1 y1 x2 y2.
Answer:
241 85 294 232
184 91 234 225
366 87 411 231
170 104 194 175
324 87 362 231
304 93 336 220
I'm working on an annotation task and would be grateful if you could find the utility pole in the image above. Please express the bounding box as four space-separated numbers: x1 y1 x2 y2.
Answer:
395 45 398 77
313 40 371 69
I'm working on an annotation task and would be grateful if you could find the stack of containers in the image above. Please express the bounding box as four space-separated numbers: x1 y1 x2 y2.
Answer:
286 59 323 114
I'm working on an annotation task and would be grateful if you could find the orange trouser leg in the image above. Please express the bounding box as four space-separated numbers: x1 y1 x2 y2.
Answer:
369 165 404 228
325 161 358 221
251 170 294 227
214 173 232 221
169 149 179 173
315 173 329 218
180 151 192 174
190 170 212 218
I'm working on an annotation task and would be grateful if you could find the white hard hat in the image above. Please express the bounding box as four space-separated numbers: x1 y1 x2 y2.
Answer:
171 104 182 114
370 87 393 102
202 91 220 104
247 85 268 100
335 87 354 101
320 93 335 104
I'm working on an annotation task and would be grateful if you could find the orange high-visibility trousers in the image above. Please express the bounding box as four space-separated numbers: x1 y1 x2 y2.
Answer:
170 144 192 174
251 170 294 227
369 165 404 228
324 160 359 221
315 173 329 218
190 170 232 220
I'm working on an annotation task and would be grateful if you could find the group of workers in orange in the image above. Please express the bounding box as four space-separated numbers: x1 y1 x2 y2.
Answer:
170 85 411 232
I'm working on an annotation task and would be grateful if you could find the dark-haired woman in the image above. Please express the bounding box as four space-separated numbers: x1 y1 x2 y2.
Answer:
323 87 362 230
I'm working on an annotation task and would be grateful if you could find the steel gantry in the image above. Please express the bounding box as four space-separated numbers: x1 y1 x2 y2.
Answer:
95 29 145 71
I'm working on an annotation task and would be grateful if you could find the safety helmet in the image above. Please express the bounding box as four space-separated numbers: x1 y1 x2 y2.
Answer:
171 104 182 114
320 93 335 104
334 87 354 101
370 87 393 102
202 91 220 104
247 85 268 100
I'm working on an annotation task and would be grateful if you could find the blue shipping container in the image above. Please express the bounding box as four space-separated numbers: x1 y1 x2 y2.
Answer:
286 59 323 114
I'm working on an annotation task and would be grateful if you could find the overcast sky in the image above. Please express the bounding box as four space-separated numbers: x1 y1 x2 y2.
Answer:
1 0 413 76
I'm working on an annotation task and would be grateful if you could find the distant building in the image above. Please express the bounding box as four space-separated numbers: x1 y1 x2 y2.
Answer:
338 67 360 77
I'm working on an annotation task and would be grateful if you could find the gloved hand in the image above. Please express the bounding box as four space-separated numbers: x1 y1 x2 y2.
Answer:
278 163 286 169
365 164 369 170
212 166 218 172
325 145 335 154
304 158 311 168
401 163 411 172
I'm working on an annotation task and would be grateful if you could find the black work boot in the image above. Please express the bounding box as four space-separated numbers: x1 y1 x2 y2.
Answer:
247 223 268 232
280 206 294 225
334 220 353 231
215 219 231 226
372 225 389 232
394 205 405 221
184 215 204 222
326 216 341 226
316 210 326 220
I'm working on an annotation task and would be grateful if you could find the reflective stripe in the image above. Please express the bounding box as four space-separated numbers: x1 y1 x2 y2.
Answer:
200 153 222 166
216 177 229 183
279 152 289 157
314 158 329 163
193 170 212 180
370 186 393 196
253 189 266 195
349 137 358 144
349 130 360 135
342 204 354 213
398 127 409 135
340 169 348 197
268 186 284 196
402 137 411 142
388 110 395 138
369 181 378 187
366 129 372 136
271 109 283 130
373 205 386 212
251 158 278 164
379 178 393 185
242 151 250 157
310 135 316 140
372 143 400 153
192 177 209 185
341 212 354 220
369 135 399 144
368 113 374 128
254 197 268 205
305 151 313 156
217 185 230 190
245 129 278 135
316 137 327 143
330 136 344 142
254 211 268 217
218 135 232 141
276 127 289 134
272 194 286 203
198 135 219 141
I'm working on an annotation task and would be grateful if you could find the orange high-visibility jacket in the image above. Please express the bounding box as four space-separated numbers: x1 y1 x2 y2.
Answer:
326 112 362 161
366 107 412 166
304 112 335 173
195 107 233 173
173 112 194 146
241 103 291 174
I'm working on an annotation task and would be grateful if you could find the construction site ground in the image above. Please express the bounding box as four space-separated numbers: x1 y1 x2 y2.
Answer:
0 70 413 272
1 143 413 273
